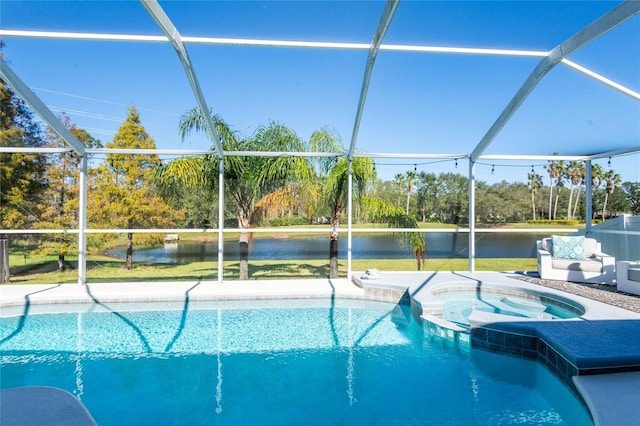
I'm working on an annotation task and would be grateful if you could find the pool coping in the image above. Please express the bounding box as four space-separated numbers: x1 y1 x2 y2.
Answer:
0 278 364 313
3 272 640 426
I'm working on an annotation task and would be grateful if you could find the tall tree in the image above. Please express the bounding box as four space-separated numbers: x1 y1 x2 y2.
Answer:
37 115 102 270
437 173 468 224
527 171 543 220
589 163 603 219
565 161 581 220
570 162 585 220
156 109 310 280
308 130 376 278
601 169 622 220
0 79 46 232
545 156 563 220
553 162 565 220
90 107 183 269
405 170 417 216
394 173 405 207
622 182 640 215
415 171 438 222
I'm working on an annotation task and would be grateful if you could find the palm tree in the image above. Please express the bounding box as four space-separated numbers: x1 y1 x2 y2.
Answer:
155 109 310 280
394 173 405 206
565 161 581 220
602 169 622 221
570 162 585 220
545 156 563 220
527 171 543 220
590 163 603 220
405 170 417 216
307 130 376 278
362 197 426 270
552 162 565 220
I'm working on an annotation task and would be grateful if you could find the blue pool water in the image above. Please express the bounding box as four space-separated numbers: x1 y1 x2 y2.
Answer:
1 299 592 425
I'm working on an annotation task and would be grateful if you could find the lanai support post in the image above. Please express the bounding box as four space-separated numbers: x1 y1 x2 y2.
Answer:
347 159 353 281
78 155 88 285
468 160 476 272
585 160 593 235
218 159 225 283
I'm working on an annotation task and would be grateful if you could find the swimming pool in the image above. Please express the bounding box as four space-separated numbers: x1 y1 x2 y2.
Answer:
1 299 592 425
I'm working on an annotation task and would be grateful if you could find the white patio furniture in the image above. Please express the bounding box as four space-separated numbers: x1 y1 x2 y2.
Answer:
616 261 640 295
536 236 616 285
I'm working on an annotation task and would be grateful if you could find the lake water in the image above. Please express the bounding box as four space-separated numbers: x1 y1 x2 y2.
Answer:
108 233 549 263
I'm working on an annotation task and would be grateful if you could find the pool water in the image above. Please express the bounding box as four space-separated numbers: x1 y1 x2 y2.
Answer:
1 299 592 425
437 290 583 326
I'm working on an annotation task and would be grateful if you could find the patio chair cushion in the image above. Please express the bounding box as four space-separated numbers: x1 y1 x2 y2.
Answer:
552 235 585 260
552 258 603 273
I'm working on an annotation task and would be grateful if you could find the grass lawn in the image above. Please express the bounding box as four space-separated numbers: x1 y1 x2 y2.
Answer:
4 220 569 284
5 256 538 285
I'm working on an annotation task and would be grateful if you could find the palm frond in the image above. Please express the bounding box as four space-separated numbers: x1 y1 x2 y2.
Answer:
363 197 426 259
152 156 210 187
308 127 344 177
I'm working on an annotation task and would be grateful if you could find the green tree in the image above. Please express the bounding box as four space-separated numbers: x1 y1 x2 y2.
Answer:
606 181 632 215
369 179 400 208
89 107 183 269
565 161 582 220
394 173 405 207
415 172 438 222
437 173 468 224
37 115 102 270
601 169 622 220
545 156 563 220
405 170 417 216
553 162 566 219
0 79 46 233
622 182 640 215
259 130 427 276
362 197 426 270
589 163 604 219
569 162 585 220
528 171 543 220
156 109 310 280
307 130 377 278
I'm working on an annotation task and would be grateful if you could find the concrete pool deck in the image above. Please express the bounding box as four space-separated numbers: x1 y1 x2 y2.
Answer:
2 271 640 426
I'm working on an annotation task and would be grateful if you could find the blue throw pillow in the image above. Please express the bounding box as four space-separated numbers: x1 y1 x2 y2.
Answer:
552 235 585 260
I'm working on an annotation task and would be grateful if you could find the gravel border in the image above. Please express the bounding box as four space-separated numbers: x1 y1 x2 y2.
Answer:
511 275 640 314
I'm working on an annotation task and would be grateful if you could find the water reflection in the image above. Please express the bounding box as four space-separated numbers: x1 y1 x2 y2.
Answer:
108 233 547 263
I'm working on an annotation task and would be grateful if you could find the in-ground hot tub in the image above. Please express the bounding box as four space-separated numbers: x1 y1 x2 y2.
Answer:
428 283 585 327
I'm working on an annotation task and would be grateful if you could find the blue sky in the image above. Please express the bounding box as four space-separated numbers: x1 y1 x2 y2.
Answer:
1 0 638 185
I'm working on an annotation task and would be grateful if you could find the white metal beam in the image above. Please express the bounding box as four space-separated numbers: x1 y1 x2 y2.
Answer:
139 0 225 159
588 146 640 160
5 146 637 161
1 60 86 156
561 59 640 101
347 0 399 160
470 0 640 162
0 29 548 57
0 147 74 154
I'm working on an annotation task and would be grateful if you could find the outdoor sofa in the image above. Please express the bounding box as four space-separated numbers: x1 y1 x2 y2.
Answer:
616 261 640 295
536 235 616 285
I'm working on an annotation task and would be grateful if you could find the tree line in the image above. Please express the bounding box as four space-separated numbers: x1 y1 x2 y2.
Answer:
2 79 638 278
384 165 637 226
